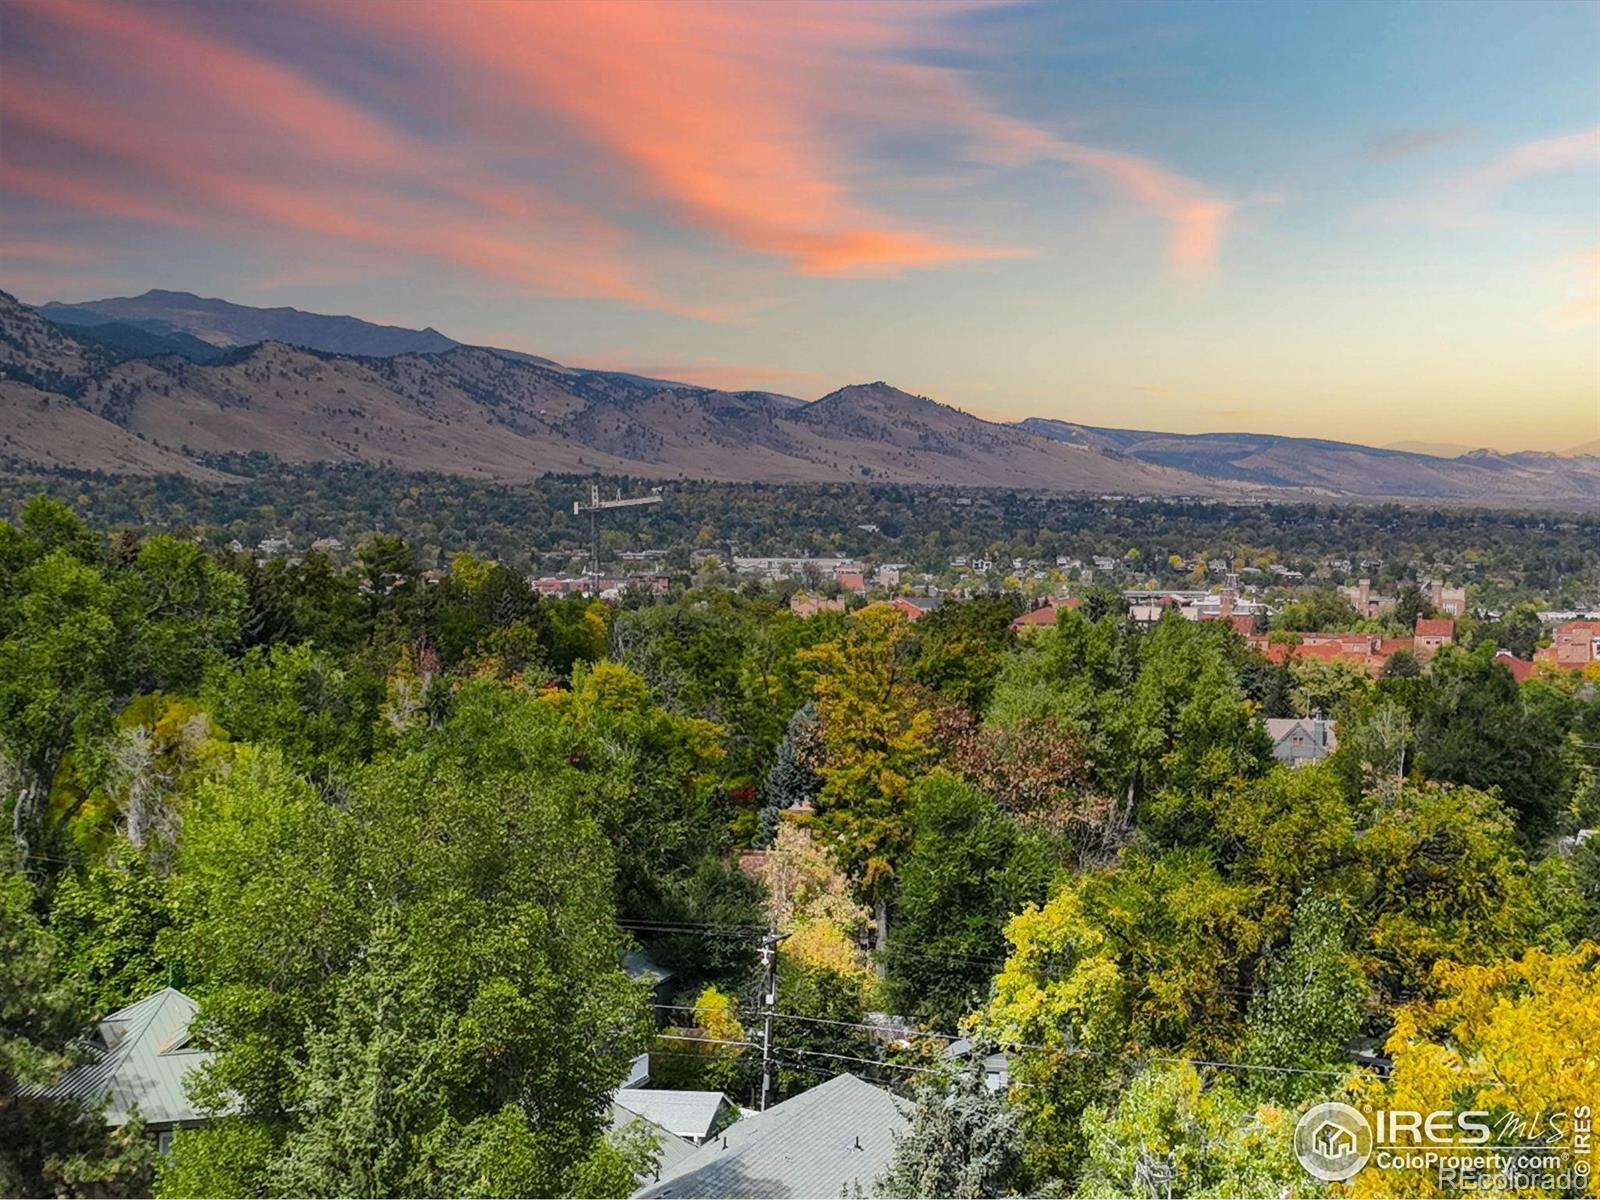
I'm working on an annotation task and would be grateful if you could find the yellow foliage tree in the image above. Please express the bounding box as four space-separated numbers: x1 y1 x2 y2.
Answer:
797 603 936 907
1348 941 1600 1198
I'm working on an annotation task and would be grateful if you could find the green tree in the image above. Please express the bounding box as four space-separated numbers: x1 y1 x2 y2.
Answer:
1244 893 1366 1076
909 595 1019 711
165 685 651 1196
874 1054 1022 1199
50 853 176 1015
201 642 378 786
1413 644 1574 837
0 550 119 859
883 771 1053 1027
1075 1062 1306 1199
1 860 155 1198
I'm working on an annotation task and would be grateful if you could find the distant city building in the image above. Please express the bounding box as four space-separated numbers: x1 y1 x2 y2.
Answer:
1538 619 1600 668
789 593 846 618
1413 617 1456 658
1340 578 1395 617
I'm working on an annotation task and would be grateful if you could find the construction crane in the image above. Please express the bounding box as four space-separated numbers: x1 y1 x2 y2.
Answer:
573 483 663 592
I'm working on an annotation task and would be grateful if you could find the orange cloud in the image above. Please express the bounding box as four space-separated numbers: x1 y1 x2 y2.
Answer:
2 0 1236 304
0 0 681 310
318 0 1230 277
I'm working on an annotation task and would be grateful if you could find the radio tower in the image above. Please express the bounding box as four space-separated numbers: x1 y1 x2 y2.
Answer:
573 483 663 594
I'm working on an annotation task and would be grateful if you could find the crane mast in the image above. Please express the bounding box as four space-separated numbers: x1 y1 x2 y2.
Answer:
572 483 663 593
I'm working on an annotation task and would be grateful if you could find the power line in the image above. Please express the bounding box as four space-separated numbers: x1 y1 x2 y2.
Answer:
653 1032 760 1050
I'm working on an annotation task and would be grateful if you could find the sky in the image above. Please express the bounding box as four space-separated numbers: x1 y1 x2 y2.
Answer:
1 0 1597 452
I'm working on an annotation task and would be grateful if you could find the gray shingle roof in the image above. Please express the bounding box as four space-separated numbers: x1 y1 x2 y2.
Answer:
612 1102 701 1182
23 988 211 1128
615 1088 730 1142
634 1074 908 1199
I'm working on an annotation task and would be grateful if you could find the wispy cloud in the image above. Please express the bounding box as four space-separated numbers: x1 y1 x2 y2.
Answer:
1372 125 1600 225
1364 127 1468 161
1547 245 1600 331
0 0 700 314
1 0 1238 303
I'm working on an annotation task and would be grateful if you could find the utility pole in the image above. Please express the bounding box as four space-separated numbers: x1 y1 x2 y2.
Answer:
572 483 662 594
758 929 784 1111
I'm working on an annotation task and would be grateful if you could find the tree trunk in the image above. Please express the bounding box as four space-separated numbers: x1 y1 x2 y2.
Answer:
874 897 889 978
12 772 43 868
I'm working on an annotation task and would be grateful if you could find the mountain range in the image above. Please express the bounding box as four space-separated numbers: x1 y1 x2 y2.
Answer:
4 288 1597 504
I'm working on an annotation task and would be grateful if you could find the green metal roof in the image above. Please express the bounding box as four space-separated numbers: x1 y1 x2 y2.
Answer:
24 987 212 1128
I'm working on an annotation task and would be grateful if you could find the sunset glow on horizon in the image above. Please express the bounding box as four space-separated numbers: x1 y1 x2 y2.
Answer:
2 0 1596 451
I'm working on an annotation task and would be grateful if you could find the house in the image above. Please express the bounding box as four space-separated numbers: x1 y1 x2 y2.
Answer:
834 571 867 594
1413 617 1455 658
634 1073 907 1200
614 1089 735 1146
1265 717 1338 767
22 988 213 1154
889 596 942 621
1494 649 1537 683
256 535 292 559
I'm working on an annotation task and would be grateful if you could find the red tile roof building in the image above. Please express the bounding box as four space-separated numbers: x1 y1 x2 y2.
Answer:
1541 619 1600 667
1413 617 1456 659
1009 599 1079 631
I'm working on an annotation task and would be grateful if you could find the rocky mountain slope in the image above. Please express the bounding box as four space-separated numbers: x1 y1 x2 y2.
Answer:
6 288 1596 503
1021 419 1600 503
39 290 457 357
1 292 1212 493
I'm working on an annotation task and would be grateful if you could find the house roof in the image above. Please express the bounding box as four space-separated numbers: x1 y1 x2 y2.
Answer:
612 1102 700 1181
633 1073 907 1199
615 1089 730 1142
1010 604 1066 629
623 951 676 986
22 988 211 1128
1415 618 1455 638
1494 650 1536 682
1263 717 1338 750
